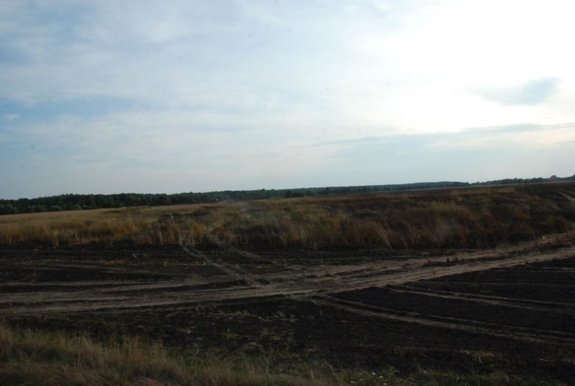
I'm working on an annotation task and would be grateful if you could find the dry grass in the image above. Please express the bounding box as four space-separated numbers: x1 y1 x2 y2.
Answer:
0 323 345 386
0 324 539 386
1 184 574 249
0 207 161 246
0 323 422 386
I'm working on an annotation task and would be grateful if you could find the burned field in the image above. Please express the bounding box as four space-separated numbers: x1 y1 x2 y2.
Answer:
1 234 575 383
2 183 575 383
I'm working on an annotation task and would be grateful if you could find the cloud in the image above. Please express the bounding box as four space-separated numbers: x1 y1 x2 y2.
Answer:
461 121 575 134
3 113 18 121
313 121 575 186
2 1 574 134
477 78 560 106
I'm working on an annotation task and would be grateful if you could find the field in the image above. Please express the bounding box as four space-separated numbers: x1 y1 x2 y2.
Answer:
1 182 575 385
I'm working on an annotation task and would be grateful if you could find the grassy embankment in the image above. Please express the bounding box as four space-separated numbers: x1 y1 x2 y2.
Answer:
0 324 538 386
1 183 573 249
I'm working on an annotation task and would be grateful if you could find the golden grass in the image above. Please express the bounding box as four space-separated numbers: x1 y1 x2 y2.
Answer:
0 184 573 249
0 208 153 246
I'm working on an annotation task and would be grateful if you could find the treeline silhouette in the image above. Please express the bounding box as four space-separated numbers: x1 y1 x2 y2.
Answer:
1 176 572 215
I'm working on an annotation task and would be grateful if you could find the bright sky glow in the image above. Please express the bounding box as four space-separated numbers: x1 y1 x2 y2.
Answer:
1 0 574 198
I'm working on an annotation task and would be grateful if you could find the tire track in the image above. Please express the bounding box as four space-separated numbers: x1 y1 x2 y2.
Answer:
389 284 575 312
313 295 575 347
1 242 574 317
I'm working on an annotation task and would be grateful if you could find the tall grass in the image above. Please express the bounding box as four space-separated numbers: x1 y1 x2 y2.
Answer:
1 184 573 249
0 209 155 246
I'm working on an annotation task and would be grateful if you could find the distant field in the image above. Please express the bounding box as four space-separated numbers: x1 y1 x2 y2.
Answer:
1 182 575 385
1 182 574 249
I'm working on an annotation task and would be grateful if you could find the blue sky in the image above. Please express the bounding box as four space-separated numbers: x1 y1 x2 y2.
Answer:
1 0 574 199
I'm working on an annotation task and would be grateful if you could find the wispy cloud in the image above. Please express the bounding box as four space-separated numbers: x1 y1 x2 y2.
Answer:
477 78 561 106
314 122 575 185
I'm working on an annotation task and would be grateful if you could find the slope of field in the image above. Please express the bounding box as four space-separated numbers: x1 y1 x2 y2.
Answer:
1 182 574 249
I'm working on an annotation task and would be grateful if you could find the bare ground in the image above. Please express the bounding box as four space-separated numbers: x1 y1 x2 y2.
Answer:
2 232 575 382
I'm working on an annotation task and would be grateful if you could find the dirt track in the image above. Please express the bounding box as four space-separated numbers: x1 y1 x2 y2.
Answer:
1 233 574 318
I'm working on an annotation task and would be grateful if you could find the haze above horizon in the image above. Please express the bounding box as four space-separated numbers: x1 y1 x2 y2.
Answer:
1 0 574 199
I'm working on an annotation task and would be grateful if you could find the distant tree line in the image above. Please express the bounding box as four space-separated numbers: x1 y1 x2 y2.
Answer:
1 176 573 215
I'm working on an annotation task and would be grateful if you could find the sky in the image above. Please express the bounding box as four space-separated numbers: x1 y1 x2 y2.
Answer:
1 0 574 199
